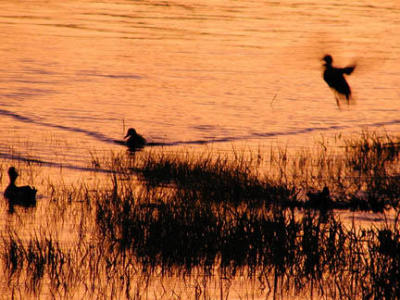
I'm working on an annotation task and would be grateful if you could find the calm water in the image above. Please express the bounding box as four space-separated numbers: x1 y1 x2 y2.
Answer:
0 0 399 172
0 1 399 298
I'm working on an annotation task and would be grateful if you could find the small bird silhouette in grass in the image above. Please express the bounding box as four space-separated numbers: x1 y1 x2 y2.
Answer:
306 186 331 211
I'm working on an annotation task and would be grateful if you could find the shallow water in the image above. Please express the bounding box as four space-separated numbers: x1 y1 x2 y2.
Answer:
0 2 399 298
0 0 399 173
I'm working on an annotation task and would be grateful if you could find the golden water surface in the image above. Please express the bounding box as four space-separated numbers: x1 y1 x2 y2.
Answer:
0 0 399 299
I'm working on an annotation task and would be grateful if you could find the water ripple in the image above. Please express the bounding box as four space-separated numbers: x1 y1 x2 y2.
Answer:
2 108 400 149
0 108 115 144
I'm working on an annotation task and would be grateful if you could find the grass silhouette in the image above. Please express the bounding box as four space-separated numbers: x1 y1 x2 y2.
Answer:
1 130 400 299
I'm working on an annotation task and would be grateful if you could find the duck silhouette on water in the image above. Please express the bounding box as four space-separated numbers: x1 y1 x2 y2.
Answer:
322 54 356 106
124 128 146 151
306 186 331 211
4 167 37 213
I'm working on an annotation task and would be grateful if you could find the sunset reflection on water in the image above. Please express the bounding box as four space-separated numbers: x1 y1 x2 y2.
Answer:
0 0 400 299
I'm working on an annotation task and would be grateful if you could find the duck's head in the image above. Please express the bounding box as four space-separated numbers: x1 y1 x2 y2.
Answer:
322 54 333 66
124 128 137 139
8 167 18 181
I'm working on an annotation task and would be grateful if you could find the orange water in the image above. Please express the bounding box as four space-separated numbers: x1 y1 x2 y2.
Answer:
0 1 399 298
0 0 399 172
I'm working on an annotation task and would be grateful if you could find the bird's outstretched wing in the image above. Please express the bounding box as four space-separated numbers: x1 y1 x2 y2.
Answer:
341 65 355 75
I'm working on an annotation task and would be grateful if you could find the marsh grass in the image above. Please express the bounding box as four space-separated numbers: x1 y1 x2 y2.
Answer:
133 149 296 208
94 130 400 212
2 231 73 296
1 131 400 299
5 195 400 299
342 131 400 211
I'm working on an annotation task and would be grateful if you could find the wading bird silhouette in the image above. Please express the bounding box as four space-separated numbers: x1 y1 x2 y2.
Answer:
4 167 37 213
322 54 356 107
124 128 146 151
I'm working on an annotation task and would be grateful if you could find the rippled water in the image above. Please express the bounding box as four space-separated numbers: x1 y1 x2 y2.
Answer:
1 2 399 298
0 0 399 170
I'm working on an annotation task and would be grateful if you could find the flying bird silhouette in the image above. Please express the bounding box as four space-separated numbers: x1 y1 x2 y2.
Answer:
322 54 356 106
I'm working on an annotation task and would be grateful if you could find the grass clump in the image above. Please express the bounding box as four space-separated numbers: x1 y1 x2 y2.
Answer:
343 131 400 211
133 150 296 207
2 231 73 296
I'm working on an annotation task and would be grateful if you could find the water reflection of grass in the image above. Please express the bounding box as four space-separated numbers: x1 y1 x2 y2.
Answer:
2 131 400 299
5 207 400 299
